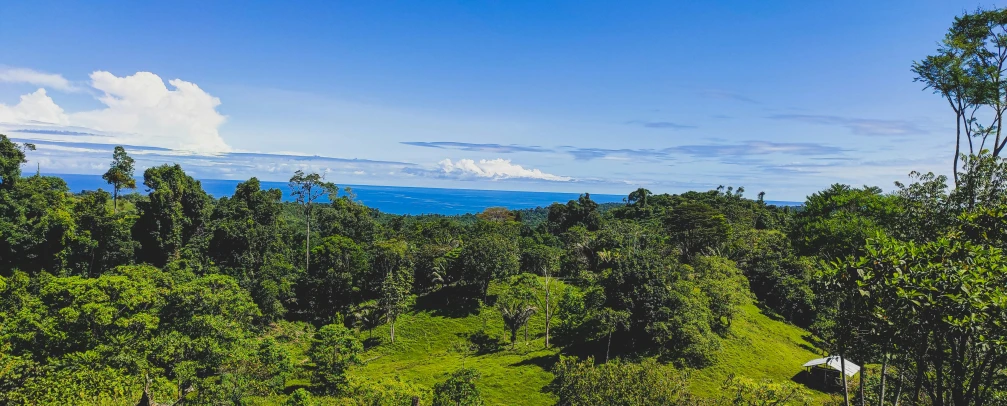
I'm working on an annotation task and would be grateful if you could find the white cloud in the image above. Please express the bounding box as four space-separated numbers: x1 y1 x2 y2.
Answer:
437 158 572 181
71 71 229 152
0 67 77 92
0 89 69 125
0 70 230 153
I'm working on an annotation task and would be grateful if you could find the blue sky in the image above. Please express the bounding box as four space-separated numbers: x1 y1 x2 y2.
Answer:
0 1 985 200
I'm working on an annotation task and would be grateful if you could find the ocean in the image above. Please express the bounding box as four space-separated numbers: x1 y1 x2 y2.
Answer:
51 173 800 216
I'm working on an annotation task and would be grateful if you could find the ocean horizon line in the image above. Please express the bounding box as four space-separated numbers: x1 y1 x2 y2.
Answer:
46 172 802 215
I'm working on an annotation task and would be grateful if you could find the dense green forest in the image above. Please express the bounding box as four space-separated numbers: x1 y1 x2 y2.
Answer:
7 8 1007 406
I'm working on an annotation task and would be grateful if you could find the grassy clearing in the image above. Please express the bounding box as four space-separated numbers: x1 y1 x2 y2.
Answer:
688 302 839 403
264 284 836 404
356 284 561 405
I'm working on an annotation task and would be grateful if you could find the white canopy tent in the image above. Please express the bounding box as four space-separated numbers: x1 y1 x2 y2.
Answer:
802 356 860 377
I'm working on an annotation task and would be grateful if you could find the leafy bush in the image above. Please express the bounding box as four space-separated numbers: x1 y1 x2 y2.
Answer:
433 368 485 406
549 356 694 406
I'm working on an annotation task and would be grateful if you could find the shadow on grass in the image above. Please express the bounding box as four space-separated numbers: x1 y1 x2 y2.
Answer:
791 369 843 394
754 302 788 322
362 336 382 350
553 335 647 366
510 353 559 371
456 330 505 355
802 333 827 350
283 379 311 395
798 342 822 355
413 285 482 318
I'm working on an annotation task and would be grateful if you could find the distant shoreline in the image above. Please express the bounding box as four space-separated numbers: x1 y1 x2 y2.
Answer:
47 173 802 216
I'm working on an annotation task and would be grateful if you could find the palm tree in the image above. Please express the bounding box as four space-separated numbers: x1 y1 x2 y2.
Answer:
499 301 537 349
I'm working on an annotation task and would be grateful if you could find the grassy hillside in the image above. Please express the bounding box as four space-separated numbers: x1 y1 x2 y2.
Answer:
357 285 562 405
688 303 838 403
350 288 836 404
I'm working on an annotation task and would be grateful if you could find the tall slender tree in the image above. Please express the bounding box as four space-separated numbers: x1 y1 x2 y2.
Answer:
522 244 561 348
913 7 1007 185
374 240 412 344
289 170 337 272
102 146 136 213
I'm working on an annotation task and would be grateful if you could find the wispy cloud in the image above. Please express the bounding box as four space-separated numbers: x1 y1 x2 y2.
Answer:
769 114 926 136
700 90 760 104
15 137 419 182
0 67 79 92
560 141 844 161
626 120 696 130
671 141 845 157
11 128 103 137
225 151 416 166
562 147 669 161
401 141 552 153
10 137 173 153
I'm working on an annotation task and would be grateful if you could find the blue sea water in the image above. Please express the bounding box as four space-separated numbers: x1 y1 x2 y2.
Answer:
52 173 801 215
52 173 629 215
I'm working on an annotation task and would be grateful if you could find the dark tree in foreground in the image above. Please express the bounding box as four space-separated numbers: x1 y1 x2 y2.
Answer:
665 202 730 259
432 368 484 406
309 323 362 395
549 357 693 405
0 134 34 189
458 234 519 299
132 164 210 266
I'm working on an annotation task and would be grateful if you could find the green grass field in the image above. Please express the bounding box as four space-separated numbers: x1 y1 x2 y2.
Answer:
356 285 562 405
688 302 838 403
349 290 837 405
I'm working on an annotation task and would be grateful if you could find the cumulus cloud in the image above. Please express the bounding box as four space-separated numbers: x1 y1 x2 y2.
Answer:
437 158 572 181
0 69 230 153
71 71 229 152
0 89 69 125
0 67 78 92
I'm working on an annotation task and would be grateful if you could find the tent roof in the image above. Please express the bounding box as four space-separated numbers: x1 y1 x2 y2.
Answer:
802 356 860 376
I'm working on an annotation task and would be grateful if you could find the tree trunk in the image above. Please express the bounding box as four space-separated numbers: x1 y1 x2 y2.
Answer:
544 272 551 348
894 369 904 406
606 330 613 363
842 354 850 406
859 366 866 406
305 209 311 272
935 339 945 406
954 112 962 187
879 354 889 406
113 187 118 214
912 344 925 403
390 318 395 344
524 322 529 345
